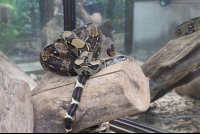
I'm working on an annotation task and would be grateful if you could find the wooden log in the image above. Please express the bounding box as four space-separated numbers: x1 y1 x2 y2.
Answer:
174 64 200 98
174 75 200 98
32 59 150 133
0 69 34 133
141 30 200 102
0 50 37 90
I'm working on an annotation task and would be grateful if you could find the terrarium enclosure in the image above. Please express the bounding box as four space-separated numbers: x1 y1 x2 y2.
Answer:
0 0 200 133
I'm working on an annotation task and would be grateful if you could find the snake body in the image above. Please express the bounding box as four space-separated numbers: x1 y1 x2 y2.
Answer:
39 15 200 132
175 16 200 38
40 23 112 133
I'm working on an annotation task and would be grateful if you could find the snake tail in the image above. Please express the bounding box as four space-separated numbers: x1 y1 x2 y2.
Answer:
64 75 90 133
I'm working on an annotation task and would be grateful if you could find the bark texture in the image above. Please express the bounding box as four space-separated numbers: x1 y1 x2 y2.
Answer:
0 50 37 90
32 59 150 133
0 69 34 133
141 30 200 102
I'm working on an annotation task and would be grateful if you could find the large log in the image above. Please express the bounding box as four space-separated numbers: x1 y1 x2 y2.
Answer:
32 59 150 133
0 50 37 90
142 30 200 102
174 73 200 98
0 69 34 133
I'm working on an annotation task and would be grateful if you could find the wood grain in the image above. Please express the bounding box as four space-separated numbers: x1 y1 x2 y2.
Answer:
32 59 150 133
142 30 200 102
0 69 34 133
0 50 37 90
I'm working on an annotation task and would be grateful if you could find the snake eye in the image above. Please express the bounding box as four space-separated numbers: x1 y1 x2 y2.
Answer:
188 22 194 32
54 51 59 57
177 29 181 36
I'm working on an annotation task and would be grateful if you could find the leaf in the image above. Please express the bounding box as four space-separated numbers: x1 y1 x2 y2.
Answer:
9 24 22 29
13 29 18 35
1 3 14 10
0 0 6 4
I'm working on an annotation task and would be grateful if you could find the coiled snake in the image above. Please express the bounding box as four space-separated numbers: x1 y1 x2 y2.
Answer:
40 23 115 133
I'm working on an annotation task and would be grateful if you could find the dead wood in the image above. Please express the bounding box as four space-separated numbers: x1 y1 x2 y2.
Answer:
174 73 200 98
141 30 200 102
32 59 150 133
0 50 37 90
0 69 34 133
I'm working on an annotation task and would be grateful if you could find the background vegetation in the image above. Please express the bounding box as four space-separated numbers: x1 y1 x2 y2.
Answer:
0 0 126 54
0 0 40 53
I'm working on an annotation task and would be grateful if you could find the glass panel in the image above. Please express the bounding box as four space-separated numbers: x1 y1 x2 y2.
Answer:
130 1 200 133
133 0 200 62
1 0 199 133
75 0 200 133
75 0 127 54
0 0 64 83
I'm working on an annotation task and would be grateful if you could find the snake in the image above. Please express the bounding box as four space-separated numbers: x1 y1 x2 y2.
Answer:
40 23 115 133
175 16 200 38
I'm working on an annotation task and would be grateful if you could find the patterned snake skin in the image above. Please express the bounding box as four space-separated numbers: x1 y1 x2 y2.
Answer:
39 16 200 132
175 16 200 38
40 23 114 133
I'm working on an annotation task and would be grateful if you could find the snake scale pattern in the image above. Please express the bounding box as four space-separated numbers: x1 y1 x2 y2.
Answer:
175 16 200 38
39 15 200 133
40 23 113 133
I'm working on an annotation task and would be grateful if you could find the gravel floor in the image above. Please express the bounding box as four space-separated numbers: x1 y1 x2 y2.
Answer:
127 91 200 133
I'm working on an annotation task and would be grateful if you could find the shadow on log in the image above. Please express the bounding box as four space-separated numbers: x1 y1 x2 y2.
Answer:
174 70 200 98
142 30 200 102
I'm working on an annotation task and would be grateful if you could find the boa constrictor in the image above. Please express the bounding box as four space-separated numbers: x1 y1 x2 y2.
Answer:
175 16 200 38
40 23 116 133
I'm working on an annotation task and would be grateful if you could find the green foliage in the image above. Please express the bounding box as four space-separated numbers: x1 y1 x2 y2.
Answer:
0 0 40 52
0 22 18 51
0 0 128 52
0 1 18 52
0 3 14 9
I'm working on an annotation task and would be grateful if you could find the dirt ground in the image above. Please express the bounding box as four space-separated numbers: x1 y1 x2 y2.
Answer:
127 91 200 133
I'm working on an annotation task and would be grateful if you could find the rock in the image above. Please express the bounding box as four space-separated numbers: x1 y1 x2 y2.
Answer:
32 59 150 133
0 69 34 133
0 50 37 90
